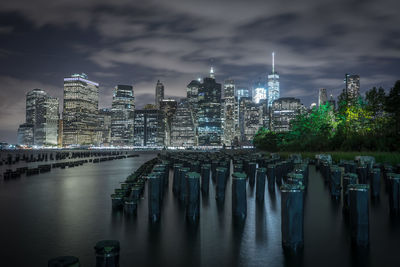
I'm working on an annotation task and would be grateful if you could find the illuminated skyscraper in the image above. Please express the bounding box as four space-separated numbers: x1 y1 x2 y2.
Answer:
170 99 196 147
134 109 164 147
160 99 177 146
236 87 250 102
267 52 280 107
253 80 267 104
223 80 236 146
318 88 328 107
197 69 222 146
239 97 263 144
17 123 34 146
155 80 164 109
111 84 135 146
345 74 360 100
19 88 59 146
63 73 99 146
99 108 112 146
35 96 59 146
26 88 47 128
271 97 304 132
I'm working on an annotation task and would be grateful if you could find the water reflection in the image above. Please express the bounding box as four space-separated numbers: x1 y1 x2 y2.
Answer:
1 154 400 266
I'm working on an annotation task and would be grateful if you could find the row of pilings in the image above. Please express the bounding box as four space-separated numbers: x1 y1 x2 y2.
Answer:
2 151 139 180
316 154 400 247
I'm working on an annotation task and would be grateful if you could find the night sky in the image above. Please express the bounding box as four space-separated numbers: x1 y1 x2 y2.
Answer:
0 0 399 143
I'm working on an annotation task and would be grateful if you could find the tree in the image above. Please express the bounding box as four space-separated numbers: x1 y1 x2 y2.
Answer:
385 81 400 133
365 86 386 116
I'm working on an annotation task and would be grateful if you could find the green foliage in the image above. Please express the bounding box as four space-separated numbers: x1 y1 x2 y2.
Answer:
254 80 400 152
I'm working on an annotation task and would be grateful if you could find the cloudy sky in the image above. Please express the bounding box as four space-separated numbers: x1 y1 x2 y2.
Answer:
0 0 399 142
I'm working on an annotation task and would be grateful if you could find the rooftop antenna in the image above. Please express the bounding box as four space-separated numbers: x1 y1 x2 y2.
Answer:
209 58 215 79
272 52 275 74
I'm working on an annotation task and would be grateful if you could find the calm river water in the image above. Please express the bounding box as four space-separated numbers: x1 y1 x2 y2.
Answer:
0 152 399 267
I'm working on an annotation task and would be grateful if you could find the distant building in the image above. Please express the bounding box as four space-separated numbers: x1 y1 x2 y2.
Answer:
99 108 112 146
133 109 164 147
197 68 222 146
35 96 59 146
26 88 47 131
170 99 196 147
267 52 280 107
271 97 304 132
57 119 63 147
345 74 360 101
111 84 135 146
318 88 328 107
223 80 237 146
253 80 267 104
160 99 177 146
19 88 59 146
327 94 336 109
63 73 99 146
155 80 164 109
17 123 34 146
236 87 251 102
144 104 156 110
239 97 263 144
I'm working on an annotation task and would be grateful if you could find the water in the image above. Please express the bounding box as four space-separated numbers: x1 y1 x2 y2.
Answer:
0 152 400 267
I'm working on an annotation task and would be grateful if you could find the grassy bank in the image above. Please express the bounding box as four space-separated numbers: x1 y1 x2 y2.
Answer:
264 151 400 166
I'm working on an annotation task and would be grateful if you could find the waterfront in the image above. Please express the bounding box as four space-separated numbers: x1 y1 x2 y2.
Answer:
0 152 400 266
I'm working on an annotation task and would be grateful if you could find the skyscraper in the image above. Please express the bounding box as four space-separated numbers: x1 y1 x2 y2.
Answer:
155 80 164 109
236 87 250 102
253 80 267 104
345 74 360 100
223 80 236 146
17 123 34 146
197 68 222 146
268 52 280 107
270 97 304 132
318 88 328 107
170 99 196 147
239 97 263 144
18 88 59 146
111 84 135 146
133 109 164 147
26 88 47 128
35 96 59 146
160 99 177 146
98 108 112 146
63 73 99 146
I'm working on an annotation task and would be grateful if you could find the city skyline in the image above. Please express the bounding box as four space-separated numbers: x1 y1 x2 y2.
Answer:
1 0 400 142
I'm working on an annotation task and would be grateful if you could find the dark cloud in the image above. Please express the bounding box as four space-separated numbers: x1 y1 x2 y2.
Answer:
0 0 399 142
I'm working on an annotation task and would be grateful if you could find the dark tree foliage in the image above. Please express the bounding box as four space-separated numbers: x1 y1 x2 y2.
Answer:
254 80 400 152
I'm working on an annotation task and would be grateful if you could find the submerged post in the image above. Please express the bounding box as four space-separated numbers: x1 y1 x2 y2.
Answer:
388 173 400 215
148 174 161 222
179 167 190 203
369 168 381 198
186 172 201 222
173 164 182 195
94 240 120 267
247 162 257 186
267 164 276 191
348 184 369 246
232 172 247 220
330 166 342 199
201 164 211 195
281 183 305 251
216 167 228 201
256 168 266 202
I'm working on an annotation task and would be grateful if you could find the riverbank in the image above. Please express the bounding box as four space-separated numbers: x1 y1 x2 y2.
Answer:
270 151 400 165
